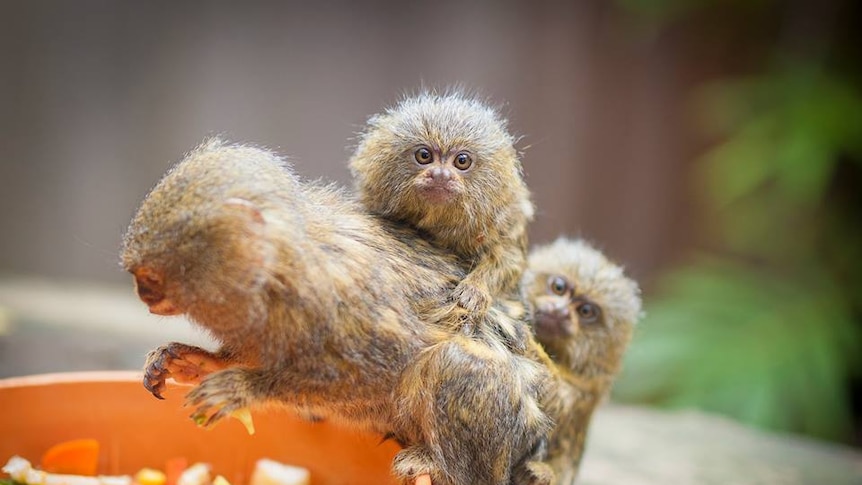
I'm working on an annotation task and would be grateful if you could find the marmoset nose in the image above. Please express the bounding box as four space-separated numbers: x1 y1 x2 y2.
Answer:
534 300 574 337
549 304 570 320
429 167 453 181
134 268 165 307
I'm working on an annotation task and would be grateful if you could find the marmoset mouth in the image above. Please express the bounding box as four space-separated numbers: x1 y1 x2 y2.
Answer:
417 183 458 204
146 298 182 316
534 311 575 338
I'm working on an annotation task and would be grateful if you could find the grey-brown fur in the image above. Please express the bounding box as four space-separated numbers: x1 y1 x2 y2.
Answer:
349 91 534 337
522 238 642 484
121 139 553 485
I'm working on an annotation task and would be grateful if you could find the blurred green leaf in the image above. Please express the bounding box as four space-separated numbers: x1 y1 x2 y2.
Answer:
616 0 773 24
615 0 862 446
615 261 861 442
700 116 777 207
698 68 862 208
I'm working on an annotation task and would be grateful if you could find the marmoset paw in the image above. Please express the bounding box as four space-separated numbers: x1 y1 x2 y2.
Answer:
143 343 221 399
453 282 491 315
185 368 252 429
393 446 437 485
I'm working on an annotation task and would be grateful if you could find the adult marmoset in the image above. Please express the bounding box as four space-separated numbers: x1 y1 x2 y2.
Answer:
121 139 552 485
349 91 534 333
522 238 642 484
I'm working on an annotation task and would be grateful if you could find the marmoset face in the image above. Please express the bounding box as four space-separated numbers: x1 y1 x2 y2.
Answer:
523 238 642 369
409 144 473 205
528 273 604 341
350 92 523 224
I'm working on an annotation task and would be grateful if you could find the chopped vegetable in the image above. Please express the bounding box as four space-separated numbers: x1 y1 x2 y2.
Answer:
249 459 309 485
230 409 255 435
4 444 309 485
175 464 210 485
192 408 255 436
40 439 100 476
133 469 165 485
3 456 131 485
162 458 187 485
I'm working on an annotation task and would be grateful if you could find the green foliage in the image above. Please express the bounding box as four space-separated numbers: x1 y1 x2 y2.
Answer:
611 10 862 443
693 68 862 262
616 0 770 24
615 259 861 441
697 67 862 211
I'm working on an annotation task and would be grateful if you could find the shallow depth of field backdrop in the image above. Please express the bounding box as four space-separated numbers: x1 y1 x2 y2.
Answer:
1 1 859 447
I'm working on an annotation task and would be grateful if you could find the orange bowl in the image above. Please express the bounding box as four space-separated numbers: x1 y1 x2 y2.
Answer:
0 372 400 485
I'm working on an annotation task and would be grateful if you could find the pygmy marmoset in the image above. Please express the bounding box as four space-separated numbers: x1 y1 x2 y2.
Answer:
349 91 534 337
522 238 642 484
121 139 553 485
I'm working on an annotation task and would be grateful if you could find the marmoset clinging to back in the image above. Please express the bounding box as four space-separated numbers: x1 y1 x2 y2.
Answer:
122 139 553 485
349 91 534 332
522 238 642 484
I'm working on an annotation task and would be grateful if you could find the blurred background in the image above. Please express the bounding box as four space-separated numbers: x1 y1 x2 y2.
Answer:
0 0 859 449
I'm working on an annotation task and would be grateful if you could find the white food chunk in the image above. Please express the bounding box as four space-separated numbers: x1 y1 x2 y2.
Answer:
250 459 310 485
2 456 131 485
176 463 211 485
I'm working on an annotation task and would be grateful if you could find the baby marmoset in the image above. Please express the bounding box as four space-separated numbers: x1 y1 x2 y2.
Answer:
349 91 533 333
522 238 642 484
122 139 552 485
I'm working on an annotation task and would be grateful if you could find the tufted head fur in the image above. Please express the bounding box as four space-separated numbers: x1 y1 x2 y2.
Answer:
523 237 642 377
349 90 533 258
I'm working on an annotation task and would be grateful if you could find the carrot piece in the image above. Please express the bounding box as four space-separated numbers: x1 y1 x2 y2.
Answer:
40 438 100 476
164 457 189 485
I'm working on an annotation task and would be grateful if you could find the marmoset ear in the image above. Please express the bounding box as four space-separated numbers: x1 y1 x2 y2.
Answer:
223 197 265 225
206 197 275 284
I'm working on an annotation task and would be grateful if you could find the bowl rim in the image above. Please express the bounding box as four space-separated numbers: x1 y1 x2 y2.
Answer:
0 371 143 389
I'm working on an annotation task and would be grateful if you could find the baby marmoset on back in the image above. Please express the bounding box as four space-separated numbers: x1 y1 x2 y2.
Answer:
522 238 642 484
349 91 534 335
